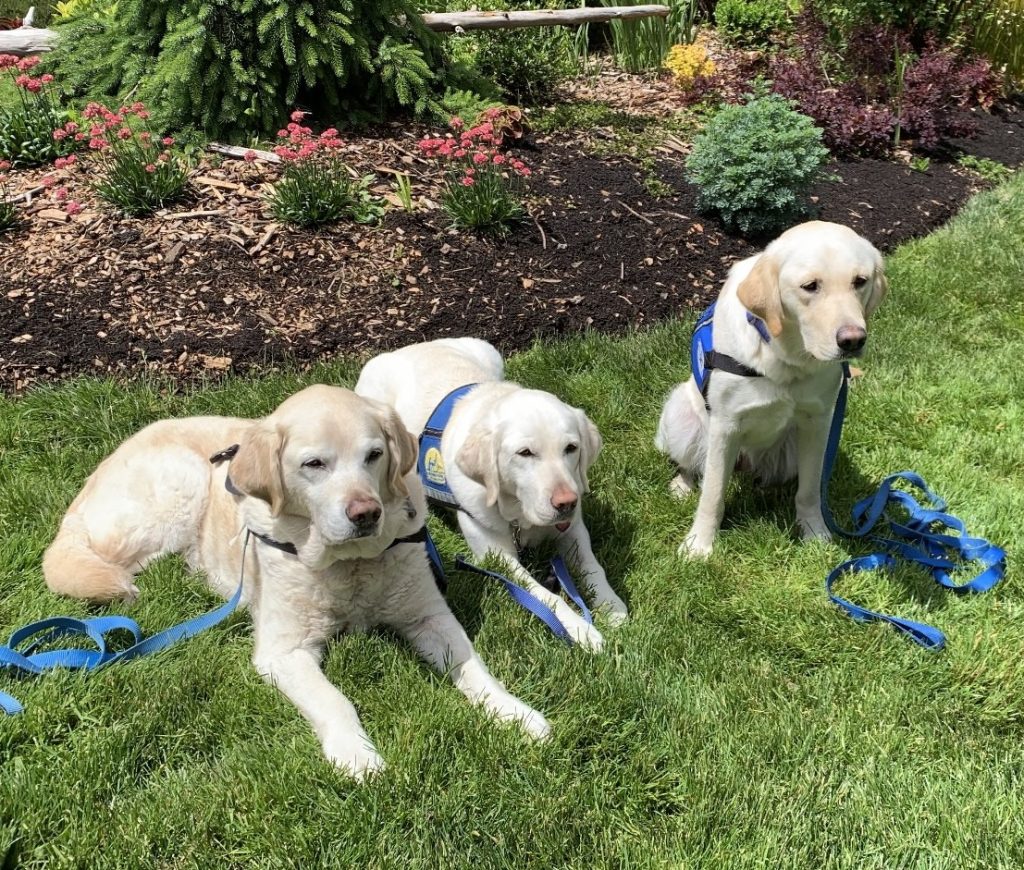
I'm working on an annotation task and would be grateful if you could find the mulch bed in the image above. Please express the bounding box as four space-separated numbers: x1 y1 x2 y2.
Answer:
2 103 1022 394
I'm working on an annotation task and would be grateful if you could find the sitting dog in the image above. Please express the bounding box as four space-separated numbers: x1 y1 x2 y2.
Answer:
44 385 549 778
655 221 888 557
355 338 627 652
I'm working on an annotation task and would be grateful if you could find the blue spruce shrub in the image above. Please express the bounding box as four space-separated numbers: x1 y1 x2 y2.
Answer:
685 94 830 237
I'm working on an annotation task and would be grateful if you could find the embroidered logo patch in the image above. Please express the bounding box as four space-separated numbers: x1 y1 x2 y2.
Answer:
423 447 446 485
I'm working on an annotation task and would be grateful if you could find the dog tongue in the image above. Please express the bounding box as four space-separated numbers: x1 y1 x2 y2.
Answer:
555 521 571 533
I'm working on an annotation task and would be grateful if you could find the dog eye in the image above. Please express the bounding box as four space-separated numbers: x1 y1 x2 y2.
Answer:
565 443 579 454
853 275 868 288
302 458 325 469
366 448 384 463
516 448 535 458
801 280 819 293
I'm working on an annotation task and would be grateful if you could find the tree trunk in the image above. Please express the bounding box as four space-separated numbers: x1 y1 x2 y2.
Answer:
421 6 670 32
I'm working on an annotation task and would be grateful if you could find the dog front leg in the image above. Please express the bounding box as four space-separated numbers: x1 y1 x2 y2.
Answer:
794 411 833 541
394 602 551 741
458 515 605 652
680 415 740 558
252 641 385 780
556 522 628 626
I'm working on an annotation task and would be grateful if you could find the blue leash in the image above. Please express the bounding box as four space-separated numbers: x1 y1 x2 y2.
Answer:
0 533 249 715
454 554 593 645
820 366 1006 649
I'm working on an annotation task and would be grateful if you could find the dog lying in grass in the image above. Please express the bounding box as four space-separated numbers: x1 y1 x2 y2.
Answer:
656 221 888 557
44 385 549 779
356 337 627 652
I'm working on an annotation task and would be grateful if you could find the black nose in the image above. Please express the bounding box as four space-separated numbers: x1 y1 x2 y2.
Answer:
346 498 382 529
836 325 867 355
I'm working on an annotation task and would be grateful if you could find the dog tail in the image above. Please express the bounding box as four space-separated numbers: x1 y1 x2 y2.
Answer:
43 521 139 604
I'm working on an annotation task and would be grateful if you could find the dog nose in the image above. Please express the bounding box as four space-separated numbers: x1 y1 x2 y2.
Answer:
836 325 867 355
550 487 578 515
346 498 382 528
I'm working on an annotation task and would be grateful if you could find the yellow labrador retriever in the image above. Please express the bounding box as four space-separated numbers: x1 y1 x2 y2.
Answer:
44 385 549 779
656 221 887 557
356 338 627 652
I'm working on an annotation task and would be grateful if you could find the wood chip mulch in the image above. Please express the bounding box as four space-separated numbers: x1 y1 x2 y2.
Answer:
2 93 1022 394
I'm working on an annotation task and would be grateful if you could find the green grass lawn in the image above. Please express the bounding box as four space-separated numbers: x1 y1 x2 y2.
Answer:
2 174 1023 868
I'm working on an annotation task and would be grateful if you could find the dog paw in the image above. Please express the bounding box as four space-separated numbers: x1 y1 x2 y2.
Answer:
322 735 386 781
677 532 713 559
597 598 629 627
798 515 831 542
491 697 552 741
120 582 141 604
566 615 604 652
668 473 695 500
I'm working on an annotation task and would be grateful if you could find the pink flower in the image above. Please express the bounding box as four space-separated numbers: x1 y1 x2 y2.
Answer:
64 122 79 134
16 56 40 72
65 201 82 216
140 131 152 142
472 152 488 165
277 129 289 139
0 55 19 71
290 110 306 123
54 157 68 169
461 175 474 186
52 129 68 141
117 127 133 140
162 136 174 146
243 150 257 162
74 133 85 142
145 164 156 173
454 149 467 158
40 73 54 84
0 159 10 171
137 110 150 120
492 154 506 165
54 186 68 202
64 154 77 166
41 175 55 188
450 117 464 129
157 152 170 162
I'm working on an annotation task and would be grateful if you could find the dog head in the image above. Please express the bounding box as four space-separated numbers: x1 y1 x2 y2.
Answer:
736 221 887 362
229 385 417 550
456 387 602 530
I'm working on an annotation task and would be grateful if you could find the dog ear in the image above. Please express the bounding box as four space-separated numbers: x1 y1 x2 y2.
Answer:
231 422 286 516
456 426 500 507
866 256 888 318
736 254 784 337
575 409 603 493
379 405 417 500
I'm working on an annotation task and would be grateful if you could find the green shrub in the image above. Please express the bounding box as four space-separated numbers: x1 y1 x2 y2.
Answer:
470 2 575 105
267 113 382 227
47 0 442 140
714 0 790 47
814 0 977 43
685 93 830 236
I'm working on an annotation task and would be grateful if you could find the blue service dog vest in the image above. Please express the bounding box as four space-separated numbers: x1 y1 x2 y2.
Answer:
417 384 478 509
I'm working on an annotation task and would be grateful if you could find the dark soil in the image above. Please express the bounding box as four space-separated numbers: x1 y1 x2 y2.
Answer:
2 105 1023 393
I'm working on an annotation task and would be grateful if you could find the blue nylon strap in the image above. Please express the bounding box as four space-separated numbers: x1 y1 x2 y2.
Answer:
820 369 1006 648
1 533 248 715
455 555 574 644
453 553 593 645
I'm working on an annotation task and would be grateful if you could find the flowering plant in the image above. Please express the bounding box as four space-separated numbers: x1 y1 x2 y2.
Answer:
268 111 382 227
78 100 188 215
0 54 76 167
418 110 531 235
664 41 716 90
0 158 17 230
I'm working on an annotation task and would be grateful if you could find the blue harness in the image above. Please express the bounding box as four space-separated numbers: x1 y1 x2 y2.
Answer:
690 302 1006 649
417 385 595 645
1 446 445 715
691 301 772 408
